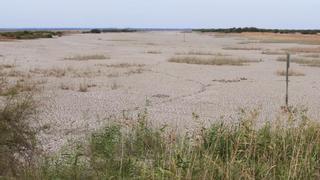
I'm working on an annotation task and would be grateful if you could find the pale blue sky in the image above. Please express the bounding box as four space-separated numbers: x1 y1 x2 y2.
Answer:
0 0 319 29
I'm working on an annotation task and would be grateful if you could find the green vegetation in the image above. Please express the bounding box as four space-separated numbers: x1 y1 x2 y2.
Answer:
193 27 320 34
0 31 63 40
0 80 37 177
2 107 318 179
90 29 102 33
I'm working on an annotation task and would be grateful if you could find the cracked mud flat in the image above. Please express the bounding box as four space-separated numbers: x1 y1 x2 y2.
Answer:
1 31 320 152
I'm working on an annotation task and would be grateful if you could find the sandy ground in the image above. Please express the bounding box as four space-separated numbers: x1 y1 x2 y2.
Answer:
1 31 320 152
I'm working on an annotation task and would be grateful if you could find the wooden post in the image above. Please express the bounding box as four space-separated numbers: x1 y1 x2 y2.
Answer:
286 53 290 106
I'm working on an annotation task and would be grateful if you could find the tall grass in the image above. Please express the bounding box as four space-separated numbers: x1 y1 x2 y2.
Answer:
0 88 37 177
18 108 320 179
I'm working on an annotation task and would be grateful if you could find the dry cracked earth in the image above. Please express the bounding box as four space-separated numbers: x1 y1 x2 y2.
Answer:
1 31 320 152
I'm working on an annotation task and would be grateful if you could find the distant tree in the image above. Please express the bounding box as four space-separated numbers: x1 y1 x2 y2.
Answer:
90 29 102 33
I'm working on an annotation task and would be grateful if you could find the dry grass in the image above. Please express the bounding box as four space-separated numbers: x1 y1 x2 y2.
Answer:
176 51 229 56
261 50 286 55
283 47 320 54
64 54 109 61
145 43 157 46
1 69 30 78
60 83 71 90
292 59 320 67
276 69 305 76
107 72 120 78
125 68 145 75
277 57 320 67
212 77 248 83
110 82 120 90
0 79 38 96
78 83 89 92
276 57 289 62
239 32 320 45
96 63 145 68
223 47 262 51
169 56 259 66
146 50 162 54
106 39 135 42
238 40 260 44
29 67 105 78
30 68 66 78
78 82 97 92
302 54 320 58
0 63 15 70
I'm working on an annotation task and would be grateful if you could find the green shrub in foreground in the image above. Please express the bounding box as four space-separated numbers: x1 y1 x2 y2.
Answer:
0 93 36 177
25 108 320 180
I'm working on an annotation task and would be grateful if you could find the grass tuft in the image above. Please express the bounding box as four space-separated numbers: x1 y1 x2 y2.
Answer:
276 69 305 76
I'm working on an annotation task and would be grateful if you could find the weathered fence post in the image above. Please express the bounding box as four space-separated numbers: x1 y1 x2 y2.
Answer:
286 53 290 107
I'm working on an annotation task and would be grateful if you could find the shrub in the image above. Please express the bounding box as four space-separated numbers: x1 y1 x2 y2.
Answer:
0 93 37 177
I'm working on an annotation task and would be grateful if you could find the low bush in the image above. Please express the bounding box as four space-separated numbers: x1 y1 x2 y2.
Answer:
0 31 63 40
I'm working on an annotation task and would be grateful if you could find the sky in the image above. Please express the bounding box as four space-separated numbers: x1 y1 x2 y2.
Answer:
0 0 319 29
